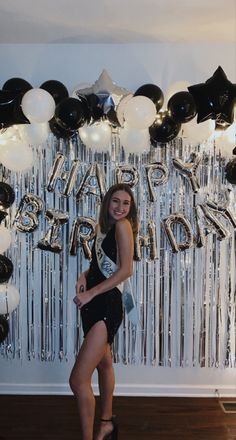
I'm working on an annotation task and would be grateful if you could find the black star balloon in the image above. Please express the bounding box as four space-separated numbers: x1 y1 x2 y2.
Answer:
188 66 236 126
0 90 29 128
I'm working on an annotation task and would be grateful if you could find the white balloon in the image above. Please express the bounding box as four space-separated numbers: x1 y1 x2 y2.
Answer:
116 94 133 127
213 123 236 157
119 124 150 153
0 284 20 314
164 80 191 108
21 88 56 123
0 226 12 253
123 96 156 129
19 122 49 145
0 140 33 172
0 126 18 142
182 117 214 144
79 122 112 151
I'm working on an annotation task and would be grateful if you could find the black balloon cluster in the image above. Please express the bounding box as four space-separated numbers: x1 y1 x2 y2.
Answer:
0 66 235 142
0 66 235 178
0 182 15 344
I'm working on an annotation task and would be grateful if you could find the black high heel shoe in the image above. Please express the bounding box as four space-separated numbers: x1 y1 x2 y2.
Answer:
100 416 118 440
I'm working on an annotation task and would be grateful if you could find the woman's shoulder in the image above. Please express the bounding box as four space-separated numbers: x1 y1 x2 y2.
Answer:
115 218 132 235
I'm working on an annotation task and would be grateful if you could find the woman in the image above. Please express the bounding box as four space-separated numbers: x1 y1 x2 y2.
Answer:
69 183 138 440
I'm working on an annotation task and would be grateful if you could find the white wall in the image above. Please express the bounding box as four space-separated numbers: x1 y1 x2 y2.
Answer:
0 43 235 95
0 43 236 396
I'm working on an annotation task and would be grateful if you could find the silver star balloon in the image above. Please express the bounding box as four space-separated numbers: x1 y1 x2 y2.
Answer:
73 69 131 117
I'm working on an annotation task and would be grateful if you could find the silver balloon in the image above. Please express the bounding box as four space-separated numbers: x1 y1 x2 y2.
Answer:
47 153 80 197
15 194 44 232
145 162 169 202
194 205 206 248
76 164 106 202
199 203 231 240
69 216 96 258
205 198 236 229
38 209 69 253
162 213 194 253
72 69 131 116
173 153 201 193
134 221 158 260
116 165 139 187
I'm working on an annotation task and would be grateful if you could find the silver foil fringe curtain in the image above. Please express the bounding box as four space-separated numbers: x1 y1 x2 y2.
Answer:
1 132 235 368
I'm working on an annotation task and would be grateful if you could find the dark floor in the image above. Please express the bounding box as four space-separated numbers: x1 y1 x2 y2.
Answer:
0 395 235 440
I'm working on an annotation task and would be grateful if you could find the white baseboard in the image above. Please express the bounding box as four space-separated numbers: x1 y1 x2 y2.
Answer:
0 382 235 397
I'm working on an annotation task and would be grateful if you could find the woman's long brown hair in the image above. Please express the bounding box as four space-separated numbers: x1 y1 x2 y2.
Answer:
99 183 139 236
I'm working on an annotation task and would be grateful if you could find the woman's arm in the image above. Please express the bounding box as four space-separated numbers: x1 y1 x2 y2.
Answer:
76 218 134 308
75 224 98 295
75 269 89 294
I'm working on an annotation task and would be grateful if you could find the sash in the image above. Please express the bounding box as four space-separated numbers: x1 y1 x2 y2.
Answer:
95 226 139 326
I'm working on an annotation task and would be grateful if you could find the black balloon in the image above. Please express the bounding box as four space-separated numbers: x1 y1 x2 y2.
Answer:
40 80 69 105
0 255 13 283
225 158 236 184
188 66 236 125
149 112 181 144
0 315 9 344
85 93 104 121
49 118 76 140
134 83 164 112
55 97 89 130
0 211 8 224
106 108 121 127
167 91 196 123
0 90 29 128
215 120 230 131
0 182 15 208
2 77 32 95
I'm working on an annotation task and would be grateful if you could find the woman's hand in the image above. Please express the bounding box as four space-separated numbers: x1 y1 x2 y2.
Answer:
75 272 87 295
74 272 90 308
74 289 94 309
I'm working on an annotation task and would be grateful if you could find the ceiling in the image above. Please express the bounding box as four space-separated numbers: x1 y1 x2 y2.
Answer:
0 0 235 44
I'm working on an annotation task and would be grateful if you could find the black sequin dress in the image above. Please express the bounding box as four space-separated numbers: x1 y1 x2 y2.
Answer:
81 224 123 344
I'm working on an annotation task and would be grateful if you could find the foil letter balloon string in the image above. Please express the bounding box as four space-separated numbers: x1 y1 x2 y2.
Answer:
134 221 158 260
162 213 194 253
145 162 169 202
116 165 139 187
205 198 236 229
47 153 80 197
76 164 106 202
194 205 206 248
14 193 44 232
37 209 69 253
199 202 233 241
172 153 201 193
69 216 96 258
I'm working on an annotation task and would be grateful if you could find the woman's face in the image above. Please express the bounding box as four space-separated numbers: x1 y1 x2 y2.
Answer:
108 190 132 223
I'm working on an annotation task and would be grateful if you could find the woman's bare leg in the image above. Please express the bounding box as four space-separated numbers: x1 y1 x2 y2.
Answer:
69 321 108 440
94 346 116 440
